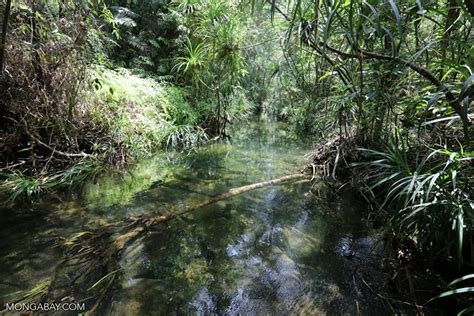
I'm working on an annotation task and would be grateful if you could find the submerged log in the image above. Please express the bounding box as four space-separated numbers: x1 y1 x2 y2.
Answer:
115 172 309 249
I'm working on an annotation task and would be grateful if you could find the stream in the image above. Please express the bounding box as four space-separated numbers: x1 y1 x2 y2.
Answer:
0 119 400 315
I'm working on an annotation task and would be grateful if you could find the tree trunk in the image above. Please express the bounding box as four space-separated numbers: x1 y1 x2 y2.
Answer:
0 0 12 72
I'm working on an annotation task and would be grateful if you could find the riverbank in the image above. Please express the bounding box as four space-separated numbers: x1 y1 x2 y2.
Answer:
309 133 473 314
0 66 210 201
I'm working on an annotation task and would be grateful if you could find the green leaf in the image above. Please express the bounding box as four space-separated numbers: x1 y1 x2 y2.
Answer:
455 211 464 262
460 74 474 100
88 269 121 291
407 40 439 64
448 274 474 287
428 287 474 303
387 0 402 37
323 2 340 47
458 304 474 315
319 70 335 81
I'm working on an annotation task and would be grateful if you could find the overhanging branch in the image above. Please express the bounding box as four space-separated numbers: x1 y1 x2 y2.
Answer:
266 0 469 125
322 43 467 122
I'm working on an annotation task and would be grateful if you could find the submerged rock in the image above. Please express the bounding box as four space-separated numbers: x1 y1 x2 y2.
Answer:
335 234 380 262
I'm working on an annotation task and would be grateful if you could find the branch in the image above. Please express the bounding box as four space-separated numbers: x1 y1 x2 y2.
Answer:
322 43 467 121
25 128 94 159
115 172 309 249
307 40 356 93
5 116 94 159
266 0 468 124
266 1 356 93
266 0 289 20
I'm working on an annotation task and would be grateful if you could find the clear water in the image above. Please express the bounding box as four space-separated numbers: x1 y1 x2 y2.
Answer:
0 119 392 315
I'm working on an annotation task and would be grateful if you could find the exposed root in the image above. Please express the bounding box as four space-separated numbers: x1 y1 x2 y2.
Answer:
4 116 94 159
306 132 359 179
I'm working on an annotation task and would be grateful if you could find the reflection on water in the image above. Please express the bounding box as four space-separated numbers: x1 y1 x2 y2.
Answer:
0 119 390 315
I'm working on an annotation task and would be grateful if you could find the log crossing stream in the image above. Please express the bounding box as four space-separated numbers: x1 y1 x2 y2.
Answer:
0 119 397 315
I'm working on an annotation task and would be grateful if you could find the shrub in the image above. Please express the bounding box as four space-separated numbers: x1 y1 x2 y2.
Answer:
355 138 474 264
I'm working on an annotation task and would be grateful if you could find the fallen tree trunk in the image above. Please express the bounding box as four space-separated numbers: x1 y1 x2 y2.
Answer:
115 172 309 249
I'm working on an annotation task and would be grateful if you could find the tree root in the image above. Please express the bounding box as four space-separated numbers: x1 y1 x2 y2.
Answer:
307 132 358 179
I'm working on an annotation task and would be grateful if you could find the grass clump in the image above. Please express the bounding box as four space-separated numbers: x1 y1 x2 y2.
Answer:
0 160 102 202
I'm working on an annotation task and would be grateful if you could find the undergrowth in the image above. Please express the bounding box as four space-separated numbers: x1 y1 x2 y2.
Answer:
88 66 208 155
354 139 473 264
0 67 209 201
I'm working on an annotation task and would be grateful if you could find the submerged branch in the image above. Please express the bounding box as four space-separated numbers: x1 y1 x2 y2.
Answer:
20 172 310 314
115 172 309 249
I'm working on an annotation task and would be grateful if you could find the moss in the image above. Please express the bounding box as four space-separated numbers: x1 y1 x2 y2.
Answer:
177 258 213 285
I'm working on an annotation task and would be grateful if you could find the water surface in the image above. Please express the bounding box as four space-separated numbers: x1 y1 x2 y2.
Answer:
0 119 390 315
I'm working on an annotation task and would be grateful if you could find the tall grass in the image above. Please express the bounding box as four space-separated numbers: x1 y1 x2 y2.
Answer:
0 160 102 202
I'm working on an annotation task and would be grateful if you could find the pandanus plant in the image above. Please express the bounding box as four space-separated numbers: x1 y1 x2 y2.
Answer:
173 38 207 89
355 138 473 264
